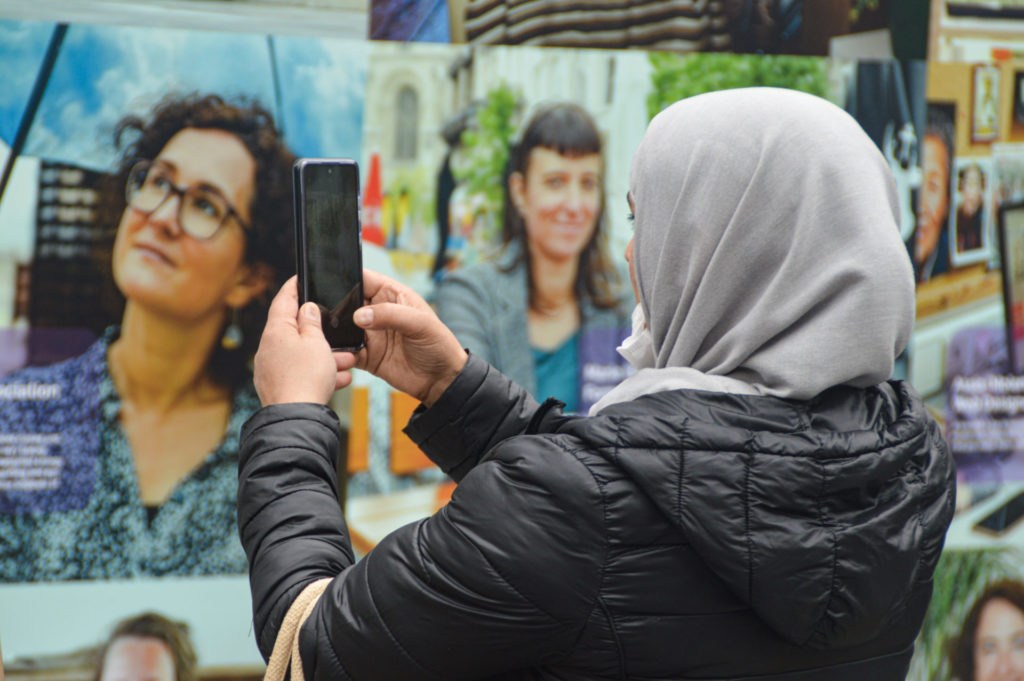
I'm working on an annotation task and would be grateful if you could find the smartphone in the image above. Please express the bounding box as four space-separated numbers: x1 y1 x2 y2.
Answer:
293 158 365 351
974 490 1024 537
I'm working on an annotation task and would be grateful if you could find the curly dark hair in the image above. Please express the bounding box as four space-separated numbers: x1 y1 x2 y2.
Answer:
500 102 620 312
98 92 295 390
947 579 1024 681
93 611 197 681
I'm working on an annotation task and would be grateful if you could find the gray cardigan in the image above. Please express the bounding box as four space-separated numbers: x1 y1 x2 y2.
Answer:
434 249 632 412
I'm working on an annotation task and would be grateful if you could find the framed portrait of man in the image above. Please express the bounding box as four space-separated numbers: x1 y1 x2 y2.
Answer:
915 101 956 283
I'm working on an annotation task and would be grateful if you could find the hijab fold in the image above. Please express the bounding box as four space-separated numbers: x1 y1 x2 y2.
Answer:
591 88 915 414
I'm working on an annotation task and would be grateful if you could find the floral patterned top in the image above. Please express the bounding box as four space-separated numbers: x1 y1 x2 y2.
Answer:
0 328 257 582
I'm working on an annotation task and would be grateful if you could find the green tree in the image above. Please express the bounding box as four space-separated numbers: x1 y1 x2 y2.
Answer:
646 52 831 120
453 82 521 244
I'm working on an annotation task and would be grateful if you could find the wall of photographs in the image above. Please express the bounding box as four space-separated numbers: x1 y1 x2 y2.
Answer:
0 0 1023 679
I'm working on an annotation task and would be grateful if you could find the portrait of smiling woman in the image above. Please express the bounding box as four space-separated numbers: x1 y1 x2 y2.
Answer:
435 102 631 414
948 580 1024 681
0 92 295 581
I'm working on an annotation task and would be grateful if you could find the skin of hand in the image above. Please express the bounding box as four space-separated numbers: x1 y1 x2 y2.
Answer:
254 275 351 406
254 271 467 408
351 269 468 406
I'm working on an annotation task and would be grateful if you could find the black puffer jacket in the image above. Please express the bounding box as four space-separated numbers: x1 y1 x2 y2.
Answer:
238 355 955 680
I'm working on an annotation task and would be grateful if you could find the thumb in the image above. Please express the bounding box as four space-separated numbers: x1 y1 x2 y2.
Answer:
354 302 437 339
297 302 324 338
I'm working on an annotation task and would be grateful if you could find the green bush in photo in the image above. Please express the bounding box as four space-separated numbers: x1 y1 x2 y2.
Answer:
455 81 522 245
646 52 831 121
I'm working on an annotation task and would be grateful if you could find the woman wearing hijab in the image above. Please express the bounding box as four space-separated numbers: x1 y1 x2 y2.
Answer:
238 88 955 680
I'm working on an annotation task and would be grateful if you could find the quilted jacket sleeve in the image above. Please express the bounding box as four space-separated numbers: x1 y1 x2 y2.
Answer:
238 358 603 680
238 402 353 657
404 353 544 482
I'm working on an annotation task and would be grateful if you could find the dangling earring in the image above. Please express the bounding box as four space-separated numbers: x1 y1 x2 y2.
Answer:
221 308 243 351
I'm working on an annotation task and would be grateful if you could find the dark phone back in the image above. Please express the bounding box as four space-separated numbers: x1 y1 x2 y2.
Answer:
293 158 365 351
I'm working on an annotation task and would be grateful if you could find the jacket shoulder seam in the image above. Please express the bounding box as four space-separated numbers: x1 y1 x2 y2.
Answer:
586 416 628 678
444 485 566 624
364 547 441 676
313 594 356 681
744 444 754 603
809 456 840 645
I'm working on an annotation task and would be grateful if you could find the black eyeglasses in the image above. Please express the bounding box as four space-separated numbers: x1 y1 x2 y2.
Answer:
125 160 250 239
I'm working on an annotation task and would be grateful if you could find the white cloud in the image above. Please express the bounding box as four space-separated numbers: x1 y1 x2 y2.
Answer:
0 21 53 110
24 23 278 169
276 36 369 157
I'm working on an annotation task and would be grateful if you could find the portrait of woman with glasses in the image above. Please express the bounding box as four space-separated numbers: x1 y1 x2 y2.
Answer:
0 92 295 581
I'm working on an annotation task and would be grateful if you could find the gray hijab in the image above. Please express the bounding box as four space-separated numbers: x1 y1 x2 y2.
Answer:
591 87 915 413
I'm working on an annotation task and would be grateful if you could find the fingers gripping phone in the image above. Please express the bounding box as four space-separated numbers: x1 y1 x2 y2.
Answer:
293 158 365 351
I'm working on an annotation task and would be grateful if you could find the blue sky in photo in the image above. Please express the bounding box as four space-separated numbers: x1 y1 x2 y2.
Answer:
0 19 367 170
0 20 56 148
271 35 368 160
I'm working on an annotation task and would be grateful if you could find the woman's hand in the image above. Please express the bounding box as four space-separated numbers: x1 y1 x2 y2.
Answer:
353 269 468 406
254 276 356 406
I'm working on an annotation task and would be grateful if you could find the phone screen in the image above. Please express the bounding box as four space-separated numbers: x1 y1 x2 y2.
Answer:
295 159 364 351
975 490 1024 536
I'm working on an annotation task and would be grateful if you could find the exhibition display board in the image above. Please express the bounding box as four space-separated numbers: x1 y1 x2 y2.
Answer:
0 2 1022 680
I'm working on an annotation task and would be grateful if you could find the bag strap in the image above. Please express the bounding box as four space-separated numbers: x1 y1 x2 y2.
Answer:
264 578 332 681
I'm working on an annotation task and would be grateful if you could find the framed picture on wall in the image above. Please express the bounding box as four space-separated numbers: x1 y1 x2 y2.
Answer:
948 1 1024 19
999 200 1024 374
1014 71 1024 125
993 144 1024 208
973 64 1001 143
950 157 993 266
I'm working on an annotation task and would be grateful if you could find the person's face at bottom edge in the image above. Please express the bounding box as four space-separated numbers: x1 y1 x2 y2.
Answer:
975 597 1024 681
99 636 176 681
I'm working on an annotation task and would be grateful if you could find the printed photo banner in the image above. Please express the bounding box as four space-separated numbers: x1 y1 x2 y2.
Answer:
0 11 1004 681
0 16 370 677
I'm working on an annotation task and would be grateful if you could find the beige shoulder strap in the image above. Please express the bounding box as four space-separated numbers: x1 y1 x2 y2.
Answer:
263 578 333 681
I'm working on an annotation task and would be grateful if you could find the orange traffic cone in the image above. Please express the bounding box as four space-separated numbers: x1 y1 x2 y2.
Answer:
362 152 385 246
